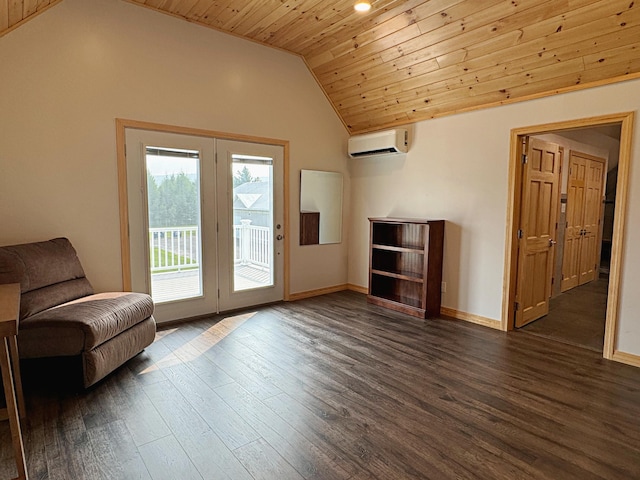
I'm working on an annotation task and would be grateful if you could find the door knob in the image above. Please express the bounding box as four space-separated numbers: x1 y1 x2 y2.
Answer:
276 234 284 240
549 239 557 247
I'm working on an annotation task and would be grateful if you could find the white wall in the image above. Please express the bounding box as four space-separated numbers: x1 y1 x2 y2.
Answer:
558 129 621 171
0 0 350 295
348 79 640 357
535 133 611 193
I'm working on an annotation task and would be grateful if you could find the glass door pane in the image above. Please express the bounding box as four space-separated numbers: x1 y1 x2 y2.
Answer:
145 146 202 303
125 131 283 321
125 129 217 324
216 139 284 312
232 155 274 291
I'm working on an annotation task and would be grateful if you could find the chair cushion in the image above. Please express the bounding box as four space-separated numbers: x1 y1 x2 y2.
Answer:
0 237 94 318
83 317 156 388
18 292 154 357
20 279 94 320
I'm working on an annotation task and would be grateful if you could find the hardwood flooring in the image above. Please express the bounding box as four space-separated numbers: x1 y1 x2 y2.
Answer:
1 291 639 479
520 278 608 351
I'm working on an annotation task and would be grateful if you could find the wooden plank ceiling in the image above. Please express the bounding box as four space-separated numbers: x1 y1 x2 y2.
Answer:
0 0 60 37
4 1 640 133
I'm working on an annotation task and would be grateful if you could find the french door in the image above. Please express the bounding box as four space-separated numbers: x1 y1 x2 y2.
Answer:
125 129 284 323
216 139 284 311
561 151 605 292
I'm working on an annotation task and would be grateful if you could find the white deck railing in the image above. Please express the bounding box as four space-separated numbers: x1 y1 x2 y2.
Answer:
149 226 200 272
234 220 271 269
150 222 271 273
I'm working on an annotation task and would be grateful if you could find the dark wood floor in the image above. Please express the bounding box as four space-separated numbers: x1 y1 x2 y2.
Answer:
2 291 640 479
520 278 608 351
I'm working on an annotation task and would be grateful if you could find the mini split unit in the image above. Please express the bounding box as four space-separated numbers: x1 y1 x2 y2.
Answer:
348 128 409 158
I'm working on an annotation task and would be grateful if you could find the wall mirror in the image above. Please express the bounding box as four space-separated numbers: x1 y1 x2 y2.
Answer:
300 170 343 245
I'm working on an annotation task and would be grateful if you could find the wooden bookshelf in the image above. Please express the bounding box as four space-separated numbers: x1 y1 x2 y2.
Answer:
368 218 444 318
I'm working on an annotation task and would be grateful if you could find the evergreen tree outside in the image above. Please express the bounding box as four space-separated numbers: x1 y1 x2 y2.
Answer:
233 166 259 187
147 171 199 228
146 165 261 228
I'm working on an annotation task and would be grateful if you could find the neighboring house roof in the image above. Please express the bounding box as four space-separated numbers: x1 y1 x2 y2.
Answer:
233 181 270 211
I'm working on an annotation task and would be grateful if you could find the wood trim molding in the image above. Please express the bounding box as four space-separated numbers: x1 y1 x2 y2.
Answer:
440 307 501 330
502 112 635 362
115 118 291 297
115 119 131 291
300 56 351 134
116 118 290 146
502 129 525 332
603 112 635 360
288 284 348 301
283 141 290 301
612 350 640 369
276 283 515 333
347 283 368 295
0 0 63 39
345 287 501 330
349 73 640 135
122 0 299 58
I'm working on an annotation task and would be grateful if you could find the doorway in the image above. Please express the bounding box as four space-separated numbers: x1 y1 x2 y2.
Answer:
502 112 634 360
117 120 289 324
519 143 611 350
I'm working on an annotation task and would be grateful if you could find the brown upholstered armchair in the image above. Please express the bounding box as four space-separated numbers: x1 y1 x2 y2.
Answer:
0 238 156 387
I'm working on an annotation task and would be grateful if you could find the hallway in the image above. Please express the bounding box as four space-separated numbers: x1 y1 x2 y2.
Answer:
519 278 608 351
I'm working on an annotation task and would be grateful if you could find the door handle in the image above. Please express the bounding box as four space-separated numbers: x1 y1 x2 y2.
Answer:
276 234 284 240
549 239 557 247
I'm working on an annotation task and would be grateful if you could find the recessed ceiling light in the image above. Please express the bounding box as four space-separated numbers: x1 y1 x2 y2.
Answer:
354 1 372 12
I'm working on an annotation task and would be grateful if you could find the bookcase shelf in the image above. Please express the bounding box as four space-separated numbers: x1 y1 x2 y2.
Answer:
368 218 444 318
371 244 424 253
370 269 424 283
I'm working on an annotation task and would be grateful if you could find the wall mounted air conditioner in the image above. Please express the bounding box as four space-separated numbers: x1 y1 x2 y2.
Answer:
348 128 408 158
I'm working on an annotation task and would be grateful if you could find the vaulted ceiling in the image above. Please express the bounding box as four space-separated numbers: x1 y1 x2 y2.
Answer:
3 0 640 133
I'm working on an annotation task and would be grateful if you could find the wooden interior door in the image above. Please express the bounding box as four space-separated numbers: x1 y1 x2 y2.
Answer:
579 154 605 284
562 151 605 292
561 153 586 291
515 137 561 328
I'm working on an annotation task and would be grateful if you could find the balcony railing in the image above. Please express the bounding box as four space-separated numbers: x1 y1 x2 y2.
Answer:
234 220 270 270
149 222 271 274
149 227 200 273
